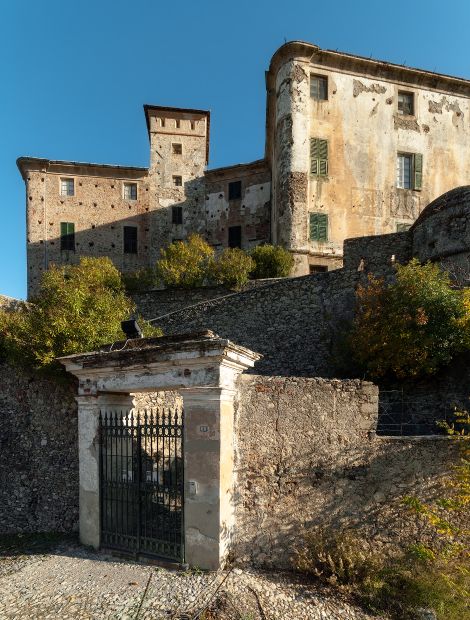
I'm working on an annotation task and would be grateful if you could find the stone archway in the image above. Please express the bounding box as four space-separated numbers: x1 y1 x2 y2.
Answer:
58 330 261 570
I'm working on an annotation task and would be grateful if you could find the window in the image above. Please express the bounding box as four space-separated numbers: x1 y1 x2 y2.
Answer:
310 138 328 176
172 206 183 225
123 182 137 200
123 226 138 254
228 226 242 248
173 175 182 187
172 143 182 155
60 178 74 196
309 213 328 241
60 222 75 251
175 119 180 129
396 222 411 232
396 153 423 190
310 265 328 274
161 118 166 127
190 120 196 130
228 180 242 201
398 91 414 116
310 75 328 100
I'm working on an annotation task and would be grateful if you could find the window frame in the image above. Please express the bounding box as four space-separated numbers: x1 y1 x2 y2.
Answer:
60 177 75 197
310 74 328 101
123 182 138 201
123 225 138 254
172 143 183 155
172 205 183 225
397 91 414 116
228 180 242 201
309 212 329 242
60 222 75 251
396 152 422 190
173 175 183 187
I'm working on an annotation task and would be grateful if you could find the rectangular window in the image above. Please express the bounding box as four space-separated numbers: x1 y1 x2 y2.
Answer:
310 265 328 273
396 153 422 190
310 138 328 176
123 226 138 254
123 182 137 200
172 206 183 225
60 178 74 196
172 143 182 155
309 213 328 242
190 120 196 130
228 225 242 248
60 222 75 251
228 180 242 201
310 75 328 100
173 175 183 187
398 91 414 115
175 119 181 128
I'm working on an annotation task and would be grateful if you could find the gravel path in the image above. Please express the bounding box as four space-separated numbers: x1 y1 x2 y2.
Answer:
0 540 382 619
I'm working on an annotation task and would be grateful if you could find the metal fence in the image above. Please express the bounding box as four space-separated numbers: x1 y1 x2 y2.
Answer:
377 389 470 436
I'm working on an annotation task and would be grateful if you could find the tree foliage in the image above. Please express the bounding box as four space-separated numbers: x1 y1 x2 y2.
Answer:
155 234 214 288
209 248 254 290
351 259 468 379
250 244 294 279
0 257 160 373
121 267 157 293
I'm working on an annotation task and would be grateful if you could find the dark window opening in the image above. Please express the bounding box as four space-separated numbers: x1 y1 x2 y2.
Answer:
172 206 183 225
398 91 414 116
123 226 138 254
310 265 328 274
60 222 75 251
228 181 242 201
228 225 242 248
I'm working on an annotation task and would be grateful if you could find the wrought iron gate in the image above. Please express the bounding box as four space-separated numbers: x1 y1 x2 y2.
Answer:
99 407 184 562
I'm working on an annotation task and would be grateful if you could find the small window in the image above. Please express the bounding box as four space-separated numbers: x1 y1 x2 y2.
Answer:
123 226 138 254
172 206 183 225
173 175 183 187
309 213 328 242
190 120 196 130
310 75 328 101
310 265 328 273
60 222 75 251
60 178 74 196
228 225 242 248
161 118 166 127
398 91 414 115
396 153 422 190
172 143 182 155
396 222 411 232
175 119 181 129
123 182 137 200
228 181 242 201
310 138 328 176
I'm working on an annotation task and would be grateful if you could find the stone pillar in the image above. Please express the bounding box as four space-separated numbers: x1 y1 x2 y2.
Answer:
76 393 135 549
181 387 237 570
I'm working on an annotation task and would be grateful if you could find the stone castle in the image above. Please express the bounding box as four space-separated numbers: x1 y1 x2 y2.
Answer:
18 40 470 297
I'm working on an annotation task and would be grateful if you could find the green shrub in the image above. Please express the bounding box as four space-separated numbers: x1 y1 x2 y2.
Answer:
350 259 468 379
121 267 156 293
209 248 255 290
250 244 294 279
156 234 214 288
0 257 160 373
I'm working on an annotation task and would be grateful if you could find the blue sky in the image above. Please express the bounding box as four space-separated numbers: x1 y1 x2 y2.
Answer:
1 0 469 299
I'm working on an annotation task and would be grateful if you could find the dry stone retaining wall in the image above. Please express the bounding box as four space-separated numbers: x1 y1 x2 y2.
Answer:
233 375 458 568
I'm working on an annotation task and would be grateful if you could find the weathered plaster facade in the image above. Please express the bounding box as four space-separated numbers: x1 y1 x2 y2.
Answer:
18 42 470 296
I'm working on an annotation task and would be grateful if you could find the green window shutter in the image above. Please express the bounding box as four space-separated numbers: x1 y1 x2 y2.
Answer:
413 153 423 190
309 213 328 241
310 138 328 176
60 222 75 251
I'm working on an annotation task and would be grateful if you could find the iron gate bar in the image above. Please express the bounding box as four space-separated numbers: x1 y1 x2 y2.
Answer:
99 406 184 563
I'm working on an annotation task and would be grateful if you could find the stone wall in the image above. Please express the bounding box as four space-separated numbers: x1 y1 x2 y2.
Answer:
233 375 459 568
0 364 79 533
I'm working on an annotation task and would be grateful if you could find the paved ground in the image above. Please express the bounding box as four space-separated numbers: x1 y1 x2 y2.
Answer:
0 536 382 619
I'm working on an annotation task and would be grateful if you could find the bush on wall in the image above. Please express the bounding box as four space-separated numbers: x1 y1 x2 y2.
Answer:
155 234 214 289
209 248 255 290
250 244 294 279
350 259 468 379
0 257 160 373
121 267 157 293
